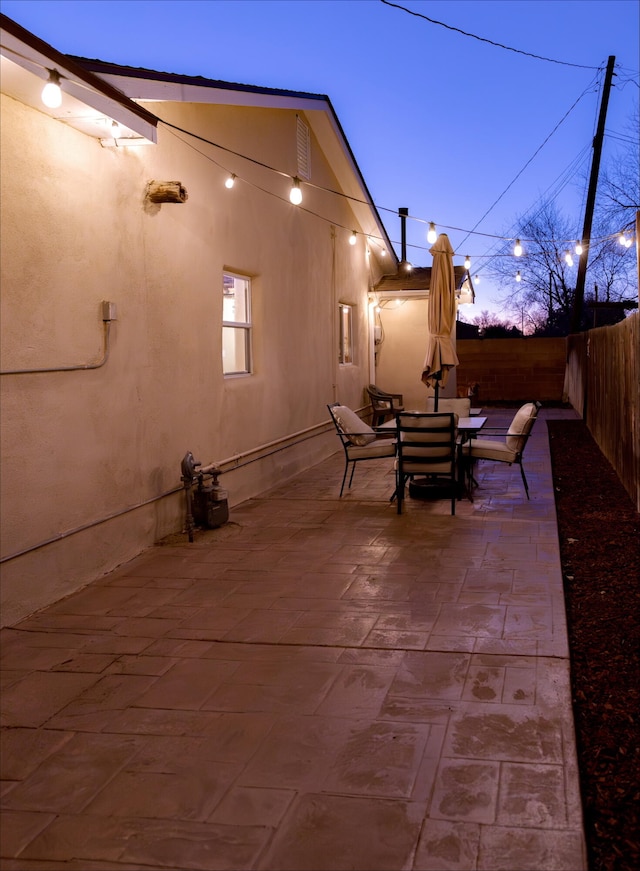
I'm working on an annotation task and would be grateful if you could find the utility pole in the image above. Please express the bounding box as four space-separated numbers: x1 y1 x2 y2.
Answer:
570 55 616 334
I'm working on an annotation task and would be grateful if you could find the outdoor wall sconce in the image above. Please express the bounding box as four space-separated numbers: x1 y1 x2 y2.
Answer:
146 181 188 204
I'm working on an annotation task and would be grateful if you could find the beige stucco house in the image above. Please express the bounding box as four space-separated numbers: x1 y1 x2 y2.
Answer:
0 16 398 625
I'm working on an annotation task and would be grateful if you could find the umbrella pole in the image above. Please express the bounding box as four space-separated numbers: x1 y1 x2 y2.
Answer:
434 381 439 412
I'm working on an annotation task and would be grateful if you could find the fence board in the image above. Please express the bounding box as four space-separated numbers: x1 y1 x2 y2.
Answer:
566 313 639 511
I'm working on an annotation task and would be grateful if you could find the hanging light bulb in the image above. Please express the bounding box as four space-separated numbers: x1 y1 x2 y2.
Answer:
624 237 632 248
565 251 574 267
111 120 121 140
41 70 62 108
575 241 583 255
349 231 357 246
225 173 236 189
514 239 523 257
289 177 302 205
474 274 480 284
618 232 628 246
464 255 471 270
515 270 522 282
427 222 437 244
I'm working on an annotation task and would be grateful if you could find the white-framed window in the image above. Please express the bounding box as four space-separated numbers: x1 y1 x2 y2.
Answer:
338 303 353 365
222 272 252 376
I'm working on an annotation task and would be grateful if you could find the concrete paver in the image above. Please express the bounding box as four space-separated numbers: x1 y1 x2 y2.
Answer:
0 408 587 870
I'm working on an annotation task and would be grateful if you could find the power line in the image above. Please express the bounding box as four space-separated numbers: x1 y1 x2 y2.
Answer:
379 0 602 70
457 79 600 251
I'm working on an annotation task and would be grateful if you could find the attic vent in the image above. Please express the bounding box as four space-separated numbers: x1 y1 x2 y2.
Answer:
296 115 311 180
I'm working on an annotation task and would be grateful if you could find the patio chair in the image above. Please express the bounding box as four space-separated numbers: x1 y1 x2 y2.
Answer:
367 384 405 427
393 412 459 515
327 403 396 497
461 401 541 498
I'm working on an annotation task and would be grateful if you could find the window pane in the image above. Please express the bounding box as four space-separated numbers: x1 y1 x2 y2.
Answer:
222 326 250 375
222 272 252 376
339 304 353 364
223 274 250 324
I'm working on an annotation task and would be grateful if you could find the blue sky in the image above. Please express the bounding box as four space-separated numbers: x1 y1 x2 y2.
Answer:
2 0 638 317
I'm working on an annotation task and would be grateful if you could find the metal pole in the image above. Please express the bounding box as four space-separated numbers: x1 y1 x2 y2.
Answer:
571 56 616 333
399 207 408 263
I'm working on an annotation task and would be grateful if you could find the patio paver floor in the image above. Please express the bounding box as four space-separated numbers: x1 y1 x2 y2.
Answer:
0 408 587 870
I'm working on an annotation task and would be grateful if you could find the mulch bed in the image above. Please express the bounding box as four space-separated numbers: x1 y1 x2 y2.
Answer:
547 419 640 871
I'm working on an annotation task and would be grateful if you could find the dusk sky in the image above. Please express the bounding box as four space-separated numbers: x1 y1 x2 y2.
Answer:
3 0 638 318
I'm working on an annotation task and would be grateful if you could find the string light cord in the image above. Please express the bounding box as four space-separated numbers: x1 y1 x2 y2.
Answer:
11 56 627 256
161 118 631 260
379 0 602 70
161 124 381 240
9 53 615 252
158 109 612 251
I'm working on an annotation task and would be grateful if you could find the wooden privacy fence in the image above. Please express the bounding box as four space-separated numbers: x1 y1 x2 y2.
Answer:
456 338 567 402
564 313 639 511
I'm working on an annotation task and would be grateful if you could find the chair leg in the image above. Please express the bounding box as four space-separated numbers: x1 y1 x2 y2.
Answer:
519 462 530 499
348 462 356 491
339 462 349 498
396 473 405 514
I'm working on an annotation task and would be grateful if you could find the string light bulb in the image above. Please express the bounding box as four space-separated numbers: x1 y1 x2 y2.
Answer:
564 251 574 266
514 239 523 257
574 241 583 255
225 173 236 189
624 237 632 248
289 177 302 205
474 274 480 284
464 255 471 270
427 223 437 244
349 231 357 246
111 120 121 140
515 270 522 282
41 70 62 108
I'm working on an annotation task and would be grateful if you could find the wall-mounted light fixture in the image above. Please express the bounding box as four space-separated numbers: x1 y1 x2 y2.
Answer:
146 181 188 204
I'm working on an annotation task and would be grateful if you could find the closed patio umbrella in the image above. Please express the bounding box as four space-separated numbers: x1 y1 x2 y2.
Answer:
421 233 459 410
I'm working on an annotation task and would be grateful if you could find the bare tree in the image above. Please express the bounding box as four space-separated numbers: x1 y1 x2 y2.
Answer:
486 105 638 334
488 195 636 334
488 203 579 334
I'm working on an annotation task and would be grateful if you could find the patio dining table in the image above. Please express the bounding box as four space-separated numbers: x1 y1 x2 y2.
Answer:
378 414 488 503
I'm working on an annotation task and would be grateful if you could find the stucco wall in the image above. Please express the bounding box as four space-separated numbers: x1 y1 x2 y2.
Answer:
0 94 385 625
373 298 458 411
